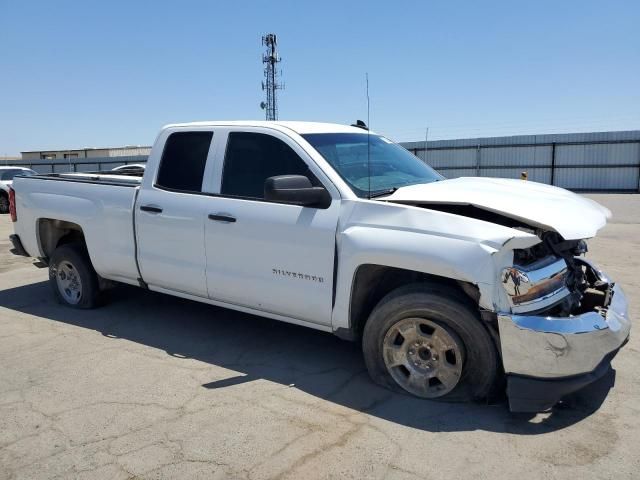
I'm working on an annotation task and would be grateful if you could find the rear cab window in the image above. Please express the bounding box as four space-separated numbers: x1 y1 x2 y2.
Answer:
155 131 213 192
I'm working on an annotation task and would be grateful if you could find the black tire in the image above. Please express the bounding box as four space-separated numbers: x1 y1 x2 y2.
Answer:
362 283 498 403
49 243 100 309
0 193 8 214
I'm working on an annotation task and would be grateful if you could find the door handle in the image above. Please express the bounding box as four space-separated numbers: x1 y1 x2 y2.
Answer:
208 213 236 223
140 205 163 213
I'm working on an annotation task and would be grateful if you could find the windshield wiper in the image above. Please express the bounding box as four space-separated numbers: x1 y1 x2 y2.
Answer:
368 187 397 199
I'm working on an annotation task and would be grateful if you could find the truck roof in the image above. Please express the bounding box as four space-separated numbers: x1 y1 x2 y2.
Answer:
164 121 371 135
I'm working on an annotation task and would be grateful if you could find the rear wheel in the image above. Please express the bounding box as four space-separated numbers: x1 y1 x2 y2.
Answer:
49 243 100 309
362 283 498 402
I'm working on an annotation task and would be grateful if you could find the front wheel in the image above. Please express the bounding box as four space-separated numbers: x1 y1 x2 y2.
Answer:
49 243 100 309
362 284 499 403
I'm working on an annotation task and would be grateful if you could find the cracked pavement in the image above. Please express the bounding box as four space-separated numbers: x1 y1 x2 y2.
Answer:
1 194 639 479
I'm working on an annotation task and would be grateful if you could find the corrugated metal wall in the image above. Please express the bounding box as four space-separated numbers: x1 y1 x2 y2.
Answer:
401 130 640 192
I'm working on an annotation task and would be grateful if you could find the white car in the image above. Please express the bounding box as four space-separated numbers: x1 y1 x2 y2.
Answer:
111 164 146 176
8 121 631 412
0 166 36 213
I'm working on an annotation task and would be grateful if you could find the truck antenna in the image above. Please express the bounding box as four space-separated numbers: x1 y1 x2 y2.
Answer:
366 73 371 199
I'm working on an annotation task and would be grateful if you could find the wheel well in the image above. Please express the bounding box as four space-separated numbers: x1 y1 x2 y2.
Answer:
38 219 86 259
348 265 481 340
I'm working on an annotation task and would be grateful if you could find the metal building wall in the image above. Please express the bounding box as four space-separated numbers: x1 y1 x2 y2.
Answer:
107 147 152 157
401 130 640 192
20 146 152 161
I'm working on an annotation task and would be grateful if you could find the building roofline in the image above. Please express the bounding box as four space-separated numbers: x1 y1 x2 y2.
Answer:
400 129 640 148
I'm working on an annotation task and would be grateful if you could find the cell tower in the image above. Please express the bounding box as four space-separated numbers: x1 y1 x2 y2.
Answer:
260 33 284 121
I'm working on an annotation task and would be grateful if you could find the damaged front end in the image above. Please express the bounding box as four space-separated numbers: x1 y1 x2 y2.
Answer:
380 178 629 412
497 233 630 412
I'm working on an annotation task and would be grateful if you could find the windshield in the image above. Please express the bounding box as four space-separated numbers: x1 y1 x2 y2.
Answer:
302 133 443 198
1 169 36 181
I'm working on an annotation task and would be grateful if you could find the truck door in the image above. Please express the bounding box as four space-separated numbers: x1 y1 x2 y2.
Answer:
203 129 340 326
136 130 213 297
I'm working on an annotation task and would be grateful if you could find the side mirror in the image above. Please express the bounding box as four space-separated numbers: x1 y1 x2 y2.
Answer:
264 175 330 208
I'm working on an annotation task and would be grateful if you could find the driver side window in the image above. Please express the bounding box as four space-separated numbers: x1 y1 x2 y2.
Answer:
221 132 313 200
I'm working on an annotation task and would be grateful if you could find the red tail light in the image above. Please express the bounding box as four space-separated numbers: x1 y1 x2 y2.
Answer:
8 187 17 222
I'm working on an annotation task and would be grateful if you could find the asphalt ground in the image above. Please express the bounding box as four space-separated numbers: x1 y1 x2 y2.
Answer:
1 194 638 480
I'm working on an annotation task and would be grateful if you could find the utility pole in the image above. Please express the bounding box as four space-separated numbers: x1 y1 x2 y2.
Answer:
424 127 429 163
260 34 284 121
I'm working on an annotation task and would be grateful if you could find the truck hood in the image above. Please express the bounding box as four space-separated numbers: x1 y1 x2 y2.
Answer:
383 177 611 240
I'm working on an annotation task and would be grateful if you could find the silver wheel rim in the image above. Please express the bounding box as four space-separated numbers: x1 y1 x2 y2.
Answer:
55 260 83 305
382 317 465 398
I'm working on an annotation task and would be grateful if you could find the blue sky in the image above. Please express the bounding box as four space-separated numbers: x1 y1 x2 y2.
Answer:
1 0 639 155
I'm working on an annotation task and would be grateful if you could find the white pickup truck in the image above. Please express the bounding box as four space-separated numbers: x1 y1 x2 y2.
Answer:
8 121 631 412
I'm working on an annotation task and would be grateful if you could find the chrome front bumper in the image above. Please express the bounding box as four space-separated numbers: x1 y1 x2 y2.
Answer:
498 282 631 379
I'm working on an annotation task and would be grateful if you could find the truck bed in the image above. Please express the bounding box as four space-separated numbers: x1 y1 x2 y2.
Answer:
11 172 141 286
26 171 143 188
